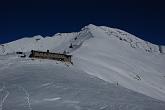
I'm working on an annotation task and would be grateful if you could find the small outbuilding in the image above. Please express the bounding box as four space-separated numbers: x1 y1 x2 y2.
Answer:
29 50 72 64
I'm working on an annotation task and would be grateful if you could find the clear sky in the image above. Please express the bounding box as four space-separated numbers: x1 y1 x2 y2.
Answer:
0 0 165 45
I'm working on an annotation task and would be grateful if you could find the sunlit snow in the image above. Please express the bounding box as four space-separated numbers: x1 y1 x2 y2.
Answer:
0 24 165 110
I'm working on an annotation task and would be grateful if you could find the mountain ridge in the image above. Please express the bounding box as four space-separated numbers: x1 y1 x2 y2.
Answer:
0 24 165 55
0 24 165 102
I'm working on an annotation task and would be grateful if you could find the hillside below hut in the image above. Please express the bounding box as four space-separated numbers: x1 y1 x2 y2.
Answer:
29 50 72 64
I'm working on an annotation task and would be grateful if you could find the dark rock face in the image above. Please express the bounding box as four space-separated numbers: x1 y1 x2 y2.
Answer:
159 45 165 54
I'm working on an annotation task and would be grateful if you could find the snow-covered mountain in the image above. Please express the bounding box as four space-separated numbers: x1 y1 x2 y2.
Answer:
0 24 165 110
0 24 165 55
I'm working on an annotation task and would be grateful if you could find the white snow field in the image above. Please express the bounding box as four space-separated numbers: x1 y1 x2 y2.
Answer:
0 24 165 109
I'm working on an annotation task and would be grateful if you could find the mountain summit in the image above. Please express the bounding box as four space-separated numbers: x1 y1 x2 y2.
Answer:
0 24 165 110
0 24 165 55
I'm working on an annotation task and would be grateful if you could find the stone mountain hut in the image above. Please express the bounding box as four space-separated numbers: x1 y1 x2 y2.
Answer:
29 50 72 64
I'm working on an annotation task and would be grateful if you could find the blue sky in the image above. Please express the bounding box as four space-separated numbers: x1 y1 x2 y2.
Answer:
0 0 165 45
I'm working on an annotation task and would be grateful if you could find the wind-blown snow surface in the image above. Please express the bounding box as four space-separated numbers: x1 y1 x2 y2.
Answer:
0 24 165 109
73 25 165 101
0 58 165 110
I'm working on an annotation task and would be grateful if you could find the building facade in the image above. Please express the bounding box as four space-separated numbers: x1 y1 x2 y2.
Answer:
29 50 72 63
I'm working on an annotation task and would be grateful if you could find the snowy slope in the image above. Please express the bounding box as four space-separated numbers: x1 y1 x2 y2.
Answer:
100 26 160 53
0 24 165 104
1 24 164 55
72 24 165 101
0 59 165 110
0 33 77 55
